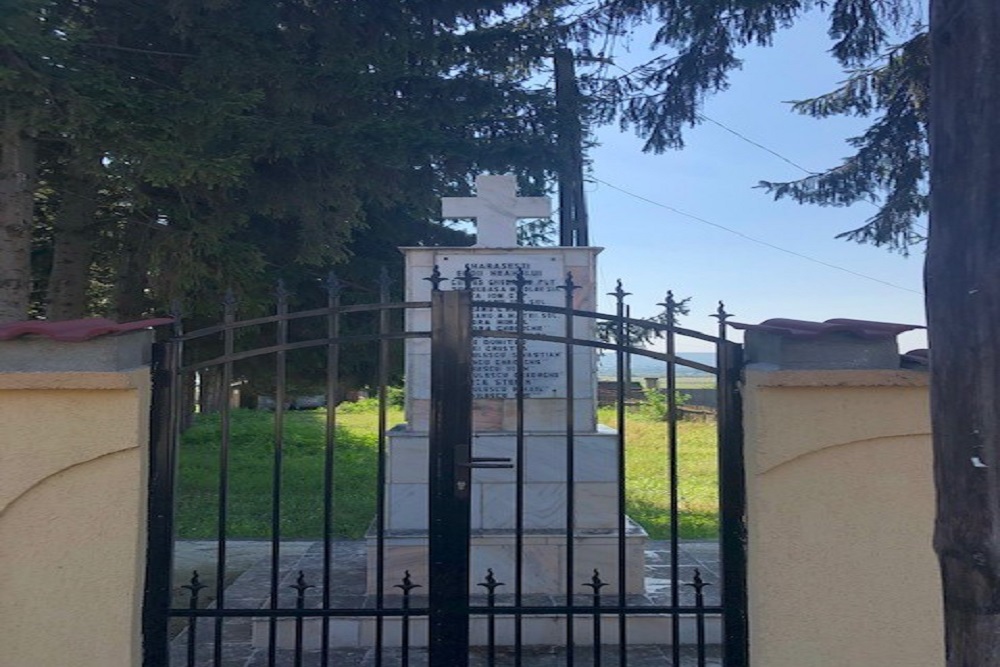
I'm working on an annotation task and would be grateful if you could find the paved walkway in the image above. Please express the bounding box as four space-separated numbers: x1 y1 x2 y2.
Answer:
170 540 723 667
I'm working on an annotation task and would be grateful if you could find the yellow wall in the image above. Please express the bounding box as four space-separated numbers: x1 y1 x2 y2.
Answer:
0 338 943 666
0 369 149 667
743 368 943 666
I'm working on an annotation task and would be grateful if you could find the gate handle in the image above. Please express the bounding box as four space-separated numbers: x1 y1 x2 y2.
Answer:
461 456 514 470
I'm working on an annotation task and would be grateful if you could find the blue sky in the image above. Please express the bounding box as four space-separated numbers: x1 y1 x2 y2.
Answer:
581 13 928 352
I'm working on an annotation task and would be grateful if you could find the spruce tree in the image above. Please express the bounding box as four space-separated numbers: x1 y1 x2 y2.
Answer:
568 2 1000 662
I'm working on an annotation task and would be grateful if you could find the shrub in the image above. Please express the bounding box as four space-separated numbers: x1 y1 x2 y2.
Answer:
636 387 690 421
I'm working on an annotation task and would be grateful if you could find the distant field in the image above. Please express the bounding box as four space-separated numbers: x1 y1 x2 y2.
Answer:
674 376 716 389
597 375 716 390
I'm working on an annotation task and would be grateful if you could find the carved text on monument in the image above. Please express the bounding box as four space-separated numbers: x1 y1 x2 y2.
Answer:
437 254 566 398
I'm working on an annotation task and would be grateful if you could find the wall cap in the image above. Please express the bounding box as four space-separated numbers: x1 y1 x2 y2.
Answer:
0 330 152 372
0 369 149 390
744 367 929 389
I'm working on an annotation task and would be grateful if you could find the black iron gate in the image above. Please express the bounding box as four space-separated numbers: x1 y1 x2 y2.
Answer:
143 269 747 667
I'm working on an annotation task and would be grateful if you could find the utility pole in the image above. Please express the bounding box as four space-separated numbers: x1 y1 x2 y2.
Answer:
554 48 609 247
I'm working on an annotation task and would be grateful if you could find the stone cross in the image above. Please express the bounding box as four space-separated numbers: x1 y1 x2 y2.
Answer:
441 174 551 247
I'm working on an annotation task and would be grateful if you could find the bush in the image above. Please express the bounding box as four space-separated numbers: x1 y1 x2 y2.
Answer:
336 385 405 413
636 387 690 421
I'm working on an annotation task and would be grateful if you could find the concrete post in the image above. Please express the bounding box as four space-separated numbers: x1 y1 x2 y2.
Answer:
0 331 152 667
741 325 942 666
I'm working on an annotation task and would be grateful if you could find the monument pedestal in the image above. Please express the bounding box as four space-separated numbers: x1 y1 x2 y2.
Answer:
369 427 648 596
367 239 647 601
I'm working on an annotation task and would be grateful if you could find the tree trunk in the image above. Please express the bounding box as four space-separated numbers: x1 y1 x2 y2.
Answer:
198 366 228 414
927 1 1000 664
113 221 154 321
46 157 99 320
0 115 36 322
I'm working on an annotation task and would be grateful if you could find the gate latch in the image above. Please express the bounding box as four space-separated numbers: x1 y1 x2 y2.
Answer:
461 456 514 470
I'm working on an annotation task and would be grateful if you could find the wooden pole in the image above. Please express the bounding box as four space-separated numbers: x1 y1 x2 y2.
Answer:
927 1 1000 663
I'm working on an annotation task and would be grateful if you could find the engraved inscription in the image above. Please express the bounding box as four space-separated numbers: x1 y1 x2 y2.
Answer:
437 254 566 398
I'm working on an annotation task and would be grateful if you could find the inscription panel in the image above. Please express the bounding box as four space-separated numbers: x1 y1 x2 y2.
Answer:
437 253 566 398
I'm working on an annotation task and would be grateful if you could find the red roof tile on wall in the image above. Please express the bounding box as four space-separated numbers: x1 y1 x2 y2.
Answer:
0 317 174 342
728 318 924 340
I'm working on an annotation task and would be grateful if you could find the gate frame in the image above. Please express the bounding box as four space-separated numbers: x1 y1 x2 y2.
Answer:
141 275 749 666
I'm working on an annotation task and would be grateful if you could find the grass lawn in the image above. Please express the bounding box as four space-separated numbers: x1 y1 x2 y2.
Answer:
598 407 719 538
175 404 719 541
175 407 402 540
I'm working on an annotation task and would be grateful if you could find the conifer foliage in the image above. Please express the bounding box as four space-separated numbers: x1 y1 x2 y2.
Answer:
0 0 566 321
567 2 1000 663
571 0 927 251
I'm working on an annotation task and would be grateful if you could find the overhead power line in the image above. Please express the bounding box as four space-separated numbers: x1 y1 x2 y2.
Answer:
591 177 924 296
605 57 929 236
696 114 818 175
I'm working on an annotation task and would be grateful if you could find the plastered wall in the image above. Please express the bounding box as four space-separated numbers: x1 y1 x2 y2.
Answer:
743 368 943 666
0 364 149 667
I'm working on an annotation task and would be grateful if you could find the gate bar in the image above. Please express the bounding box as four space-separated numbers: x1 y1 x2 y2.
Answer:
719 339 749 665
142 342 178 666
428 289 474 666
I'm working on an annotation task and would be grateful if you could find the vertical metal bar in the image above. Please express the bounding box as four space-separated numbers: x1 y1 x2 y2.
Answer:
477 569 502 667
401 587 411 667
182 571 206 667
687 570 708 667
291 571 313 667
609 280 630 664
268 283 290 666
512 269 528 667
585 570 606 667
488 589 497 667
428 289 473 667
321 273 341 667
375 268 392 667
560 273 579 663
143 342 178 667
718 334 749 666
395 571 420 667
214 290 237 667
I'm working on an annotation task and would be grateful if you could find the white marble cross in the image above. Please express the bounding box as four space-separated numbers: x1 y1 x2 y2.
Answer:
441 174 551 247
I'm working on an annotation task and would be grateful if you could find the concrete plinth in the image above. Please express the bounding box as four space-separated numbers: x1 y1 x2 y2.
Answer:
367 520 648 597
374 424 647 596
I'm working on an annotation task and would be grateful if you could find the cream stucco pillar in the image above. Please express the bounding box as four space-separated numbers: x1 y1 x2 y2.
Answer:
0 331 152 667
743 367 942 666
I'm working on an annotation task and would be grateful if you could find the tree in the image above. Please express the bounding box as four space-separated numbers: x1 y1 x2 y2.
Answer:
926 1 1000 663
563 0 999 662
758 30 928 253
572 0 925 249
0 0 49 321
2 0 569 323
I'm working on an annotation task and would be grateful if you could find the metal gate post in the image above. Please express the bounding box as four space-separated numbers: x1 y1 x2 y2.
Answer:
428 289 474 666
718 339 749 665
143 341 179 666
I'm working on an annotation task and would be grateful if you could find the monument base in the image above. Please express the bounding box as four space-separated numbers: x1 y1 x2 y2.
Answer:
365 518 648 596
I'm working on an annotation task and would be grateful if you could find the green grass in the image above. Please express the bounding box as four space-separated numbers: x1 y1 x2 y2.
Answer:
675 376 716 390
176 408 402 540
599 406 719 539
596 376 715 390
175 404 718 541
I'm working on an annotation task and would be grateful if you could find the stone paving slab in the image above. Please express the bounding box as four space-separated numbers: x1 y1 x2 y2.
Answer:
238 644 723 666
170 539 723 667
